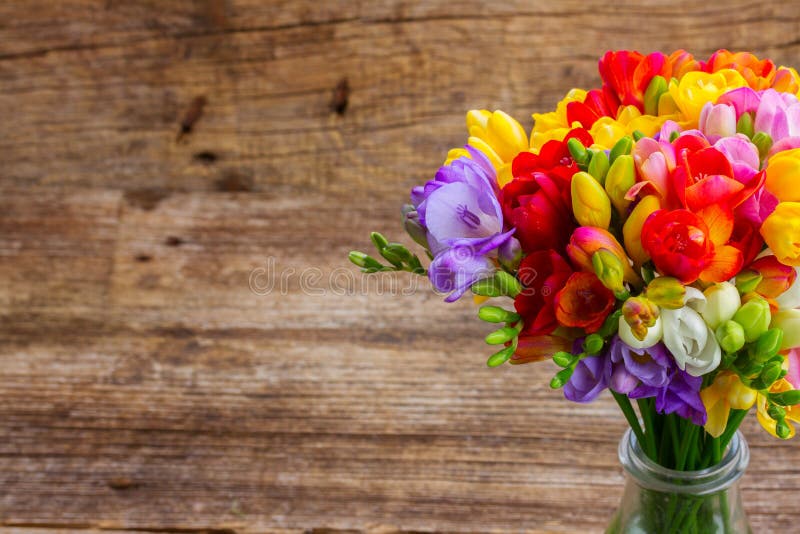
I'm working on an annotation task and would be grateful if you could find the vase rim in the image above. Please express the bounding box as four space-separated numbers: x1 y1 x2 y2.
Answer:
618 428 749 495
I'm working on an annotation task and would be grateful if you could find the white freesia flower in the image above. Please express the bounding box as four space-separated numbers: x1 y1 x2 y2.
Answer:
700 282 741 329
618 314 663 349
661 287 721 376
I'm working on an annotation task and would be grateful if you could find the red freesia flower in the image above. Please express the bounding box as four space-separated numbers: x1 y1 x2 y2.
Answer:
598 50 673 112
514 250 573 336
554 272 615 333
501 130 592 253
641 208 743 284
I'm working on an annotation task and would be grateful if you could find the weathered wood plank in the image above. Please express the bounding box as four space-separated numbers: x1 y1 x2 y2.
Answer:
3 1 800 533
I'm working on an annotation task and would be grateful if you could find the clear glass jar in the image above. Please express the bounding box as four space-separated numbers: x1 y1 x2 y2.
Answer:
606 428 751 533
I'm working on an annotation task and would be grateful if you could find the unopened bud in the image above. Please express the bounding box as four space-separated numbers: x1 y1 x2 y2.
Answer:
753 329 784 361
550 367 574 389
592 249 626 295
736 270 763 294
645 277 686 309
478 306 520 324
584 334 605 355
567 138 589 165
605 155 635 217
487 345 515 367
553 351 576 367
736 112 755 138
715 320 746 353
732 296 771 343
609 136 633 163
752 132 773 160
588 150 610 184
770 390 800 406
572 172 612 229
643 76 668 116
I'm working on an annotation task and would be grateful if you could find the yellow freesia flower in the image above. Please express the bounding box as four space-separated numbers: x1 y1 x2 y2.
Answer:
761 202 800 266
589 106 669 151
773 66 800 98
757 378 800 438
530 89 587 151
445 109 528 187
668 69 748 127
701 372 757 438
765 148 800 202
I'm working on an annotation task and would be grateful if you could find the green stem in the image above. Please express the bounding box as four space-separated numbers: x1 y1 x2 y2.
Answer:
612 391 647 448
637 398 658 461
676 424 698 471
719 408 749 452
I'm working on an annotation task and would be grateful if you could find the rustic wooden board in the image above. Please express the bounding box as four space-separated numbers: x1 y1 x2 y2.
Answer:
2 1 800 532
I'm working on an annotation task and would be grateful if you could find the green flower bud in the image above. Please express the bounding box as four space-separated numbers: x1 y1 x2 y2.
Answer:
588 149 610 184
487 345 515 367
471 277 503 297
776 419 791 439
495 271 522 298
485 327 518 345
632 130 645 141
770 390 800 406
732 297 771 343
349 251 384 270
759 359 784 387
370 231 389 251
736 112 754 138
715 320 746 353
605 154 635 217
478 306 519 324
753 328 784 361
553 351 576 367
592 249 626 295
567 138 589 165
609 136 633 163
644 75 668 116
550 367 574 389
735 269 762 294
584 334 605 355
645 277 685 309
768 403 786 420
752 131 773 161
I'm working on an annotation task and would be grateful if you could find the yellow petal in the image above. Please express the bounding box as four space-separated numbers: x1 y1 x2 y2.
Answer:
486 110 529 162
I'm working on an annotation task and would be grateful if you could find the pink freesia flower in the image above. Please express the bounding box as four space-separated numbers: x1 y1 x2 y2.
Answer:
698 102 736 143
787 349 800 390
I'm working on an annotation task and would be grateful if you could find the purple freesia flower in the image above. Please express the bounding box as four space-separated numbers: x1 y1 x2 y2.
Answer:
564 353 608 403
411 147 519 302
607 336 671 395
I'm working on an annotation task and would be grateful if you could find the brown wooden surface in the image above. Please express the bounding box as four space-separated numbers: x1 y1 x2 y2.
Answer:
2 1 800 532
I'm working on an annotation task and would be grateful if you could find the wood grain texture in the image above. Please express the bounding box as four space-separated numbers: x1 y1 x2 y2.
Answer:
2 1 800 532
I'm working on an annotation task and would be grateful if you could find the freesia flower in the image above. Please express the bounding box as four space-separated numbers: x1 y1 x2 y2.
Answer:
704 49 775 90
618 313 663 349
772 309 800 350
757 378 800 438
571 171 611 228
700 372 757 438
700 282 741 330
414 147 519 301
668 69 747 126
598 50 673 112
775 266 800 309
765 148 800 202
640 209 715 283
564 352 608 403
698 102 736 143
530 89 588 151
623 195 661 266
501 131 592 253
661 288 722 376
748 255 798 299
514 250 573 336
554 272 615 333
607 337 670 395
445 109 529 187
761 202 800 266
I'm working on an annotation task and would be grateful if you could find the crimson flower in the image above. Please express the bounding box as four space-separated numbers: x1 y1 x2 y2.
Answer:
598 50 673 112
514 250 573 336
554 272 615 333
501 130 592 253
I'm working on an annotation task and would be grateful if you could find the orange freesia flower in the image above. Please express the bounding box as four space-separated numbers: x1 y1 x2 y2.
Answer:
554 272 615 333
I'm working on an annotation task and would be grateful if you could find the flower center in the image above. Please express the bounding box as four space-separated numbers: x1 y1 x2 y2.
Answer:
456 204 482 229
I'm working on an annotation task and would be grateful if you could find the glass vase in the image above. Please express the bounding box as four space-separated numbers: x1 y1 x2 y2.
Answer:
606 428 751 533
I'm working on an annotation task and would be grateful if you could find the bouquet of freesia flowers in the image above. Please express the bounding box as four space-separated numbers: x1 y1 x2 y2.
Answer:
350 49 800 530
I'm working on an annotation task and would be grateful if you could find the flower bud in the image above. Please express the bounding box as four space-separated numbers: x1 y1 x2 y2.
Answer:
643 75 668 116
588 150 610 184
349 251 384 271
732 296 771 343
609 136 633 163
572 172 612 228
485 327 519 345
484 110 529 162
645 276 686 309
584 334 605 355
776 419 792 439
622 296 660 341
486 345 515 367
550 367 574 389
770 389 800 406
715 320 746 353
478 306 519 324
403 208 429 249
553 350 577 367
754 328 784 361
698 102 736 142
618 313 663 348
736 112 755 138
760 359 784 388
605 155 635 217
735 269 763 294
623 195 661 266
752 131 773 161
765 148 800 202
495 271 522 298
567 138 589 165
771 309 800 350
567 227 640 284
700 282 741 329
592 249 625 295
370 231 389 251
768 403 786 420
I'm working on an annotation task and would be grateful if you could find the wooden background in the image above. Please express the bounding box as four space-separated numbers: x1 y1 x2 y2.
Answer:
2 1 800 532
